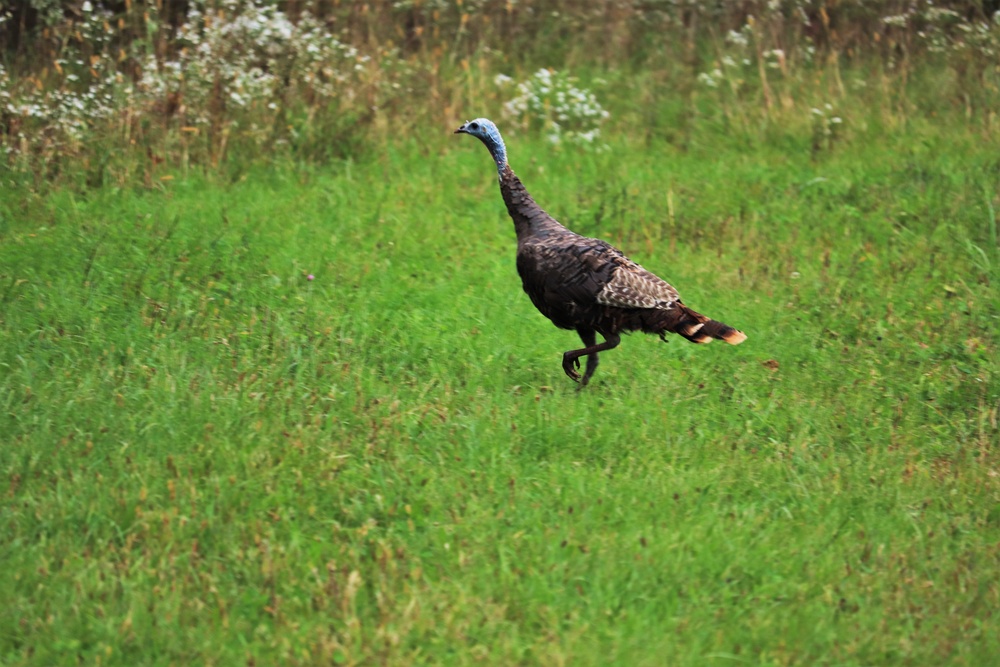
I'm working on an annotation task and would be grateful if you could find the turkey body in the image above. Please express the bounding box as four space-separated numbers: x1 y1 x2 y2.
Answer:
516 235 675 338
457 118 746 386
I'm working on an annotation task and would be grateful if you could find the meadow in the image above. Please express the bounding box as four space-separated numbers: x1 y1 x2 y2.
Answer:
3 1 1000 665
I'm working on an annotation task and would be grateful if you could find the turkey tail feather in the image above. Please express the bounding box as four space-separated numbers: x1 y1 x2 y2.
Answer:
675 306 746 345
697 319 747 345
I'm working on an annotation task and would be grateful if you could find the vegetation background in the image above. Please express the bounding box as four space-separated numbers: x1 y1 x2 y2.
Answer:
2 0 999 664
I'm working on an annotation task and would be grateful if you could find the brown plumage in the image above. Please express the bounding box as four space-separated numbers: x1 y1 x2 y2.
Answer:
456 118 746 385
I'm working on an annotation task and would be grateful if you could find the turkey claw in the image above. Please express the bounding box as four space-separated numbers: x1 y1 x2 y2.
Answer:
562 353 581 382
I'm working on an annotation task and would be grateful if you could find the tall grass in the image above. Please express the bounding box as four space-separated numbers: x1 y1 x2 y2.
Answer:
2 1 999 188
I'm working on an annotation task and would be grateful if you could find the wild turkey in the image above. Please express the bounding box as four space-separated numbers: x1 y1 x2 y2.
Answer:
455 118 746 386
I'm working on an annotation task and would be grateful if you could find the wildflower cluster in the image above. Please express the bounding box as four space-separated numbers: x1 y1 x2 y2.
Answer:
1 1 119 151
810 103 844 156
697 25 757 90
880 4 1000 113
498 69 610 148
882 6 1000 57
0 0 395 172
160 1 368 124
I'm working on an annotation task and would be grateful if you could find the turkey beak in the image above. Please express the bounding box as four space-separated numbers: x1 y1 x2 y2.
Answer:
454 124 468 134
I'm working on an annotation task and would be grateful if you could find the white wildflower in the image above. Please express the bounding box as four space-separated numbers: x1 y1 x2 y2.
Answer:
726 30 749 47
697 71 719 88
502 68 609 149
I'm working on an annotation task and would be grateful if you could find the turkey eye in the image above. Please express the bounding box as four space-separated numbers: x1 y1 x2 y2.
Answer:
470 122 479 130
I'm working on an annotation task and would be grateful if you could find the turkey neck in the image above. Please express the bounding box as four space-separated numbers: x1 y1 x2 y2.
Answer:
499 165 567 242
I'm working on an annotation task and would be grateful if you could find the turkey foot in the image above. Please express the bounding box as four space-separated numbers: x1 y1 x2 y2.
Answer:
562 332 621 387
562 352 582 382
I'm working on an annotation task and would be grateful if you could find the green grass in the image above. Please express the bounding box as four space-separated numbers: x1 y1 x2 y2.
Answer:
2 108 999 665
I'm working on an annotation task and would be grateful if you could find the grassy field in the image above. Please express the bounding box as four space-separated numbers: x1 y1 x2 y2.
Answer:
2 97 1000 664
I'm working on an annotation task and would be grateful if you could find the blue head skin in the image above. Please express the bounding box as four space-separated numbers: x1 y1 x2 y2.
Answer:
455 118 508 176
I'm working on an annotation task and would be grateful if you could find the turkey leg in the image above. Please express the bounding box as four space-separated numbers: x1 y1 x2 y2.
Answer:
563 331 621 385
